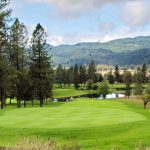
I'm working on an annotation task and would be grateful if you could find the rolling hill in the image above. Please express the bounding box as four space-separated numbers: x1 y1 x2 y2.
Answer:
47 36 150 66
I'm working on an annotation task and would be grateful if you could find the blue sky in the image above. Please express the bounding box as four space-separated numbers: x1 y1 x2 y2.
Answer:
11 0 150 45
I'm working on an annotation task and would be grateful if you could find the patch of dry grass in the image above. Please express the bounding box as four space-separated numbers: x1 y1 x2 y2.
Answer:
1 138 80 150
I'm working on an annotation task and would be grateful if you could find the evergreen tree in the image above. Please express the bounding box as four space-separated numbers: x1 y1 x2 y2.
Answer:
67 66 74 86
114 65 121 83
55 64 63 88
141 63 148 83
134 82 143 98
79 65 87 86
86 79 93 94
9 18 28 108
98 73 103 82
0 0 11 109
123 71 132 98
82 66 87 86
88 60 97 83
133 68 143 83
73 64 80 89
62 67 67 87
107 71 114 84
29 23 53 107
125 83 132 98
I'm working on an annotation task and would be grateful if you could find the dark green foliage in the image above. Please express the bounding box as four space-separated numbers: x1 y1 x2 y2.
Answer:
29 23 53 107
125 84 132 98
73 64 80 89
91 83 98 91
66 66 74 86
9 18 28 107
0 0 11 109
62 67 68 87
123 71 132 84
98 73 103 82
55 64 64 87
97 80 109 99
123 71 132 98
79 65 87 86
141 63 148 83
107 71 114 84
133 68 143 83
88 60 98 83
114 65 121 83
86 79 93 93
0 1 54 108
134 83 143 97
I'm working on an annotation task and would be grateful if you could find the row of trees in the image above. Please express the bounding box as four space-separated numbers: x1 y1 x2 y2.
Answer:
55 61 103 89
0 0 53 109
106 64 148 84
54 63 149 90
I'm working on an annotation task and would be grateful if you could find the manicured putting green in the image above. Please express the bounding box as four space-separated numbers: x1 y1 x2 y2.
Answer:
0 105 145 129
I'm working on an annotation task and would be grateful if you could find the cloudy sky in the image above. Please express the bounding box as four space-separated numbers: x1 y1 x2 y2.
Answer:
11 0 150 45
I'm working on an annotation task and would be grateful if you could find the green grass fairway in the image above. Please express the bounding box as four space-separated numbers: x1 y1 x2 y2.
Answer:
0 99 150 149
53 87 93 98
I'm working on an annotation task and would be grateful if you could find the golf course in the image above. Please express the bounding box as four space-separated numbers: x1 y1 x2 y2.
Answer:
0 97 150 149
1 1 150 149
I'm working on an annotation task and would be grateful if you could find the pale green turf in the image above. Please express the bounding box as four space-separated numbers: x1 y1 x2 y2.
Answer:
0 98 150 149
53 87 93 98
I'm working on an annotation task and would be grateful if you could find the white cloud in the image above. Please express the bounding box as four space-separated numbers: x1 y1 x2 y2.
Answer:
122 1 150 26
24 0 129 19
12 0 150 45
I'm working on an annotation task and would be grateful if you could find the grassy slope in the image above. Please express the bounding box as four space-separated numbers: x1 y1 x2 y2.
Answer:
53 88 88 98
53 85 95 98
0 98 150 149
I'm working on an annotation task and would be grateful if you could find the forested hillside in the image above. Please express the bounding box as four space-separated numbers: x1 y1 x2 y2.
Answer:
47 36 150 66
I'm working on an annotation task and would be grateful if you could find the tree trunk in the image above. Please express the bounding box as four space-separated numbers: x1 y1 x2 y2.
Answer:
144 100 149 109
0 88 3 109
39 87 42 107
0 99 3 109
4 99 6 108
10 98 12 104
46 98 48 105
31 99 34 107
24 99 26 108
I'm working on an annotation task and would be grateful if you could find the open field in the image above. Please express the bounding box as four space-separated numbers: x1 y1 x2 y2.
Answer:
0 98 150 149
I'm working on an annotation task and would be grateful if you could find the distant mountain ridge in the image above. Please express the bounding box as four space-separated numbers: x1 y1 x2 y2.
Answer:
47 36 150 66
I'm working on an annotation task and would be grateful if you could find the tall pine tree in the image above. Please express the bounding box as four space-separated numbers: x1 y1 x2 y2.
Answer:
88 60 97 83
30 23 53 107
73 64 80 89
9 18 28 108
0 0 11 109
